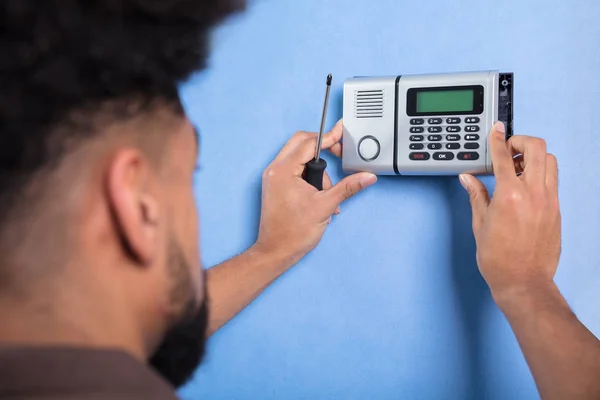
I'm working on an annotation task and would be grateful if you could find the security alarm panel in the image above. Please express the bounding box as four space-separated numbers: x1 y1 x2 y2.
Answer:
342 70 513 175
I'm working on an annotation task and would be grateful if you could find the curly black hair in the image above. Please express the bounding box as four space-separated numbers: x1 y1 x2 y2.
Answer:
0 0 244 223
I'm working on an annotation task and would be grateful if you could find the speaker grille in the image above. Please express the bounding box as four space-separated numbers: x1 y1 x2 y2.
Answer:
354 90 384 118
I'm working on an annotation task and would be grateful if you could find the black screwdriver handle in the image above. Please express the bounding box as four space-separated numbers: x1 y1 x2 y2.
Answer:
303 157 327 190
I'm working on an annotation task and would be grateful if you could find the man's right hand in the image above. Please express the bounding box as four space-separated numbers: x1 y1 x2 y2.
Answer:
460 122 600 400
459 121 562 305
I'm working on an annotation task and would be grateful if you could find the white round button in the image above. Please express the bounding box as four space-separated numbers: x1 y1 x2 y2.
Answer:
358 136 380 161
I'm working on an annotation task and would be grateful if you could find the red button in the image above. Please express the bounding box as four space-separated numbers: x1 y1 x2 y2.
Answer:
409 152 431 161
458 152 479 160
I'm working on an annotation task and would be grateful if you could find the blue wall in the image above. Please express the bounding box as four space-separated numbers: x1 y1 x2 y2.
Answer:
179 0 600 398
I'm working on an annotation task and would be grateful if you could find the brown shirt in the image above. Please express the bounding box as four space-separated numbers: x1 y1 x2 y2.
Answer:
0 347 179 400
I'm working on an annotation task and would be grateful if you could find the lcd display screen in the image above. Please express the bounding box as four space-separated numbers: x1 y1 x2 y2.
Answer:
416 90 475 113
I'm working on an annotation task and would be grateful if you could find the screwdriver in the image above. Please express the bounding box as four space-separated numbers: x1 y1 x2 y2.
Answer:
303 73 332 190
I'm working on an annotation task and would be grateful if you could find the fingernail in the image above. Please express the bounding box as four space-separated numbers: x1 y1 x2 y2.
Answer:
459 174 470 190
494 121 505 134
335 206 341 214
359 173 377 188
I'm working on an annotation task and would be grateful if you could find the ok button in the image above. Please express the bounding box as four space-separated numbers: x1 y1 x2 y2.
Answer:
433 152 455 161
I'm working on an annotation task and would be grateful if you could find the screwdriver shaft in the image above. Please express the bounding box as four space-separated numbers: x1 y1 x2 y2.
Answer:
315 74 332 160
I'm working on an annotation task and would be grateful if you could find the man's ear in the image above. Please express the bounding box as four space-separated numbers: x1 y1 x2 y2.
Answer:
106 149 160 266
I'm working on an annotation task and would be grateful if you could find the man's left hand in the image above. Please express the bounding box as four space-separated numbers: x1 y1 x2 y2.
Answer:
254 119 377 264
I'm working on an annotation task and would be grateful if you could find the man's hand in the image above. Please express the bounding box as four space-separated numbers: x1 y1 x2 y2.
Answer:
459 121 561 303
255 119 377 264
205 119 375 336
459 122 600 400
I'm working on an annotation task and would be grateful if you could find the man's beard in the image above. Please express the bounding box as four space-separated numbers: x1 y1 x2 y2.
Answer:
149 239 209 388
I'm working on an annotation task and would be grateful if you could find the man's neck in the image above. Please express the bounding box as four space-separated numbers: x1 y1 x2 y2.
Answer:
0 293 147 361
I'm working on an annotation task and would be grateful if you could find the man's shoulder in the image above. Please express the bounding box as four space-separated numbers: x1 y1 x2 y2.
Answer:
0 346 180 400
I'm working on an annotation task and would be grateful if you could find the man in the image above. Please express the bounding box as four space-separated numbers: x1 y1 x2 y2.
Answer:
0 1 597 400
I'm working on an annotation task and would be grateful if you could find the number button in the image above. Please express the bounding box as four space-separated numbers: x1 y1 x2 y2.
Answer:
410 127 424 133
428 118 442 125
428 143 442 150
428 135 442 141
446 126 461 133
446 117 461 124
410 118 425 125
446 134 461 141
428 126 442 133
410 135 424 142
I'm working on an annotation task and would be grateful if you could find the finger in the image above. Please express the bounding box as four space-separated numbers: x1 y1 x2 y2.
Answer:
285 120 344 167
286 138 330 177
321 171 341 214
545 153 558 194
320 172 377 210
513 154 525 180
320 119 344 151
273 119 344 164
507 135 547 185
513 154 525 174
323 171 333 190
327 142 343 158
489 121 517 182
459 174 490 233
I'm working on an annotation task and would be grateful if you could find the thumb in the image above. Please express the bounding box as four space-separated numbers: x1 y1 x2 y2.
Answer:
459 174 490 233
322 172 377 209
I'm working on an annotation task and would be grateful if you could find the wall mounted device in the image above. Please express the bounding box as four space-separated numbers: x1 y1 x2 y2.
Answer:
342 70 513 175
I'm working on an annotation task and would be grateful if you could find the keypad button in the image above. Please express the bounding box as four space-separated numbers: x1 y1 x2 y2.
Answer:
446 117 461 124
410 118 425 125
465 134 480 141
464 143 480 149
465 117 480 124
409 152 430 161
427 143 442 150
465 125 480 132
446 134 461 142
428 126 442 133
458 152 480 161
428 118 442 125
410 143 424 150
433 152 455 161
446 143 460 150
410 135 424 142
446 126 461 133
428 135 442 141
410 127 424 133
